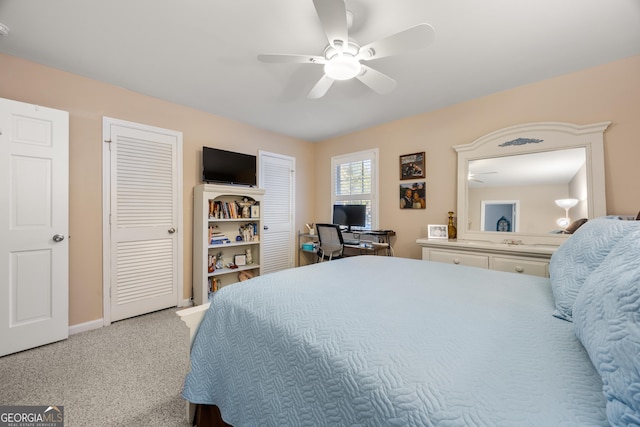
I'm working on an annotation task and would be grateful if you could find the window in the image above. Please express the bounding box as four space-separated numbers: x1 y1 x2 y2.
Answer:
331 149 379 230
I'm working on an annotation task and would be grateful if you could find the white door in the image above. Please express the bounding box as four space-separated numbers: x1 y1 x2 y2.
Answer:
0 98 69 357
103 118 182 323
481 200 520 232
259 151 295 273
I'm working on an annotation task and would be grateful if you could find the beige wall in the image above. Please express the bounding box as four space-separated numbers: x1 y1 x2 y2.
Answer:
570 163 589 220
0 53 315 326
315 55 640 259
2 52 639 327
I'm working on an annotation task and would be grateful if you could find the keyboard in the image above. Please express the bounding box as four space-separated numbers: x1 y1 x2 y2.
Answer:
343 239 360 245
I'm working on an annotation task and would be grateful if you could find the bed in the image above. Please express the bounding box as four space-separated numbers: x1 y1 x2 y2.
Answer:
180 218 640 426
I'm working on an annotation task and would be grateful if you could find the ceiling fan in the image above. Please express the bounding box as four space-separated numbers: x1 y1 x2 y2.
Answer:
257 0 435 99
468 171 498 183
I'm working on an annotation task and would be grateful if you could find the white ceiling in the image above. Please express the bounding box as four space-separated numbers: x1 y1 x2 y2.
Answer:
0 0 638 142
468 148 586 188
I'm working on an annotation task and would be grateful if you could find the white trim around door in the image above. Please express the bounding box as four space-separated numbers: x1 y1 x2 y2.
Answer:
102 117 183 325
258 151 296 273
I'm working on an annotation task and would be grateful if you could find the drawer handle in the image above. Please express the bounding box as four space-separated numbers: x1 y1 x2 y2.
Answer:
515 266 524 273
453 259 461 265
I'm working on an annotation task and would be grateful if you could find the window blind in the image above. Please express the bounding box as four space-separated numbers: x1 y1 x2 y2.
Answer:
331 149 379 229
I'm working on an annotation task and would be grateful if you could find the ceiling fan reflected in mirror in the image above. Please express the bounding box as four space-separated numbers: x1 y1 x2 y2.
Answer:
258 0 435 99
468 171 498 183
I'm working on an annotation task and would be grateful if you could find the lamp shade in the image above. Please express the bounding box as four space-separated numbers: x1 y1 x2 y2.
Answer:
555 198 579 209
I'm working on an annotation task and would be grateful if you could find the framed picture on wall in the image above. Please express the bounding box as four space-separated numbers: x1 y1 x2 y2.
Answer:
428 224 448 239
399 152 425 180
400 182 426 209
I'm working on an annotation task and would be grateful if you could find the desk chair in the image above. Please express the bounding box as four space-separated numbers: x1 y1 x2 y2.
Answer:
315 223 344 262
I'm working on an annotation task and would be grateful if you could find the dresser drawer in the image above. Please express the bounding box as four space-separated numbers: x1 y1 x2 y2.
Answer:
492 257 549 277
429 250 489 269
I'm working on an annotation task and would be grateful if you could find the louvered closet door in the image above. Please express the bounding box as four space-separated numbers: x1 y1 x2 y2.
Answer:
259 152 295 273
109 124 180 322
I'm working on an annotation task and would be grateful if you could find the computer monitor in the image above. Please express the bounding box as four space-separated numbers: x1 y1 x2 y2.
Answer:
332 204 366 231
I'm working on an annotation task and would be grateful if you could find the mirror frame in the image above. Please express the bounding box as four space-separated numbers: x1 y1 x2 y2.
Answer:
455 121 610 246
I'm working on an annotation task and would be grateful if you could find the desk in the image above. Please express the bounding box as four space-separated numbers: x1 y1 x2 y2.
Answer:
298 229 395 265
344 229 395 256
344 242 390 256
298 232 319 266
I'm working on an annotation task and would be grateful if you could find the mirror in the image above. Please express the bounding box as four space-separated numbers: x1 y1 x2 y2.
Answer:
455 122 609 245
469 148 586 234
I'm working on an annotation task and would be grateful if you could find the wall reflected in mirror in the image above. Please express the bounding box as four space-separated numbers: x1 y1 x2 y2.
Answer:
467 147 587 234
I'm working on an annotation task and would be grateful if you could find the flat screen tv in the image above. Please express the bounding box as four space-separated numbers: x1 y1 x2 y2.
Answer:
332 204 367 231
202 146 257 186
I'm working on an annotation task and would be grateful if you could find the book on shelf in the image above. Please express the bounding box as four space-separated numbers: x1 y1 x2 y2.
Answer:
208 277 219 293
210 234 231 244
210 238 231 245
208 225 231 244
208 200 244 219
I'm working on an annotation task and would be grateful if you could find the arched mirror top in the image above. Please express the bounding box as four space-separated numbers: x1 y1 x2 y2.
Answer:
455 121 610 246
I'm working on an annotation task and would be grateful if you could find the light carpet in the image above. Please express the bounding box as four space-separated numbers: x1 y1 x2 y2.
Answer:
0 308 193 427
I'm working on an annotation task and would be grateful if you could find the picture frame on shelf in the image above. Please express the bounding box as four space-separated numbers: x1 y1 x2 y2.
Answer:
427 224 448 239
250 205 260 218
399 152 425 180
234 254 247 266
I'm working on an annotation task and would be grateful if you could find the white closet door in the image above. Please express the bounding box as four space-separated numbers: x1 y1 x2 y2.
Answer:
0 98 69 356
103 118 182 323
259 151 295 274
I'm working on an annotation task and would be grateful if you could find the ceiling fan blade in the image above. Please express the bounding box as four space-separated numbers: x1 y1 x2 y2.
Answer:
356 65 397 94
307 75 335 99
312 0 348 50
356 23 435 61
258 54 325 64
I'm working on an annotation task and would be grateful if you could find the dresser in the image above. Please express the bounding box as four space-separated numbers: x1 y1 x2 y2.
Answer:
416 239 558 277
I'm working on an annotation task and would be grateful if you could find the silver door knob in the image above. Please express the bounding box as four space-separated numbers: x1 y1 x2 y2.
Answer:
168 227 176 234
53 234 65 242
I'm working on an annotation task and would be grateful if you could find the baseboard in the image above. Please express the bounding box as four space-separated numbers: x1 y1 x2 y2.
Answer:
69 318 103 335
69 302 191 335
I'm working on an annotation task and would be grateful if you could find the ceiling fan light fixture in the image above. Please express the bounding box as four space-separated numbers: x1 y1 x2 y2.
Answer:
259 2 435 98
346 10 354 29
324 54 361 80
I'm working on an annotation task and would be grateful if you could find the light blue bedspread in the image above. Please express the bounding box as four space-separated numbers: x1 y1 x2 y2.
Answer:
183 256 607 426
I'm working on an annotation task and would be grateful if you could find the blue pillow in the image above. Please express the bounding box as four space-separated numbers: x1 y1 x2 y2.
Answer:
573 227 640 426
549 218 634 321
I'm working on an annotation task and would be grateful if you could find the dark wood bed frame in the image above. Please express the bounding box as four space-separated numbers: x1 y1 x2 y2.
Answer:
194 404 231 427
